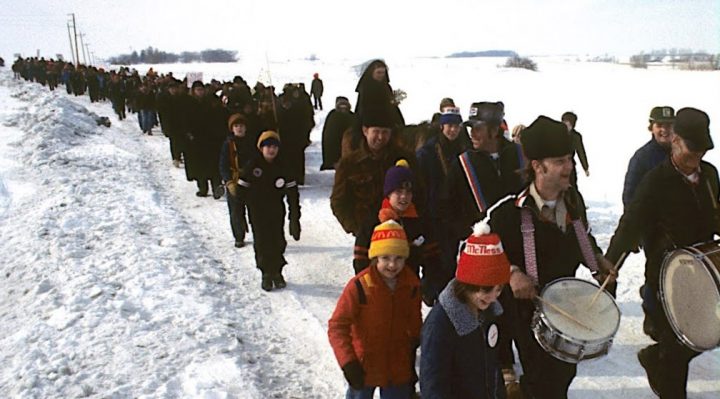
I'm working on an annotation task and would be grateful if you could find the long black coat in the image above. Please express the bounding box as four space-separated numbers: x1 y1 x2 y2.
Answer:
321 109 355 170
184 96 227 181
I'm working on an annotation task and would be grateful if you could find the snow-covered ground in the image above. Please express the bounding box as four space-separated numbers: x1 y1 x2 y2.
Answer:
0 57 718 398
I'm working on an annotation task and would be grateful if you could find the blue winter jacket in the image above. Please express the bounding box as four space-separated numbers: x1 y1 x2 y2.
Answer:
622 138 668 208
420 280 506 399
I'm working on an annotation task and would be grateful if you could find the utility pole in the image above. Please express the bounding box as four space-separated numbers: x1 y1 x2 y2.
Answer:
69 13 80 65
85 43 91 66
79 33 88 65
66 21 76 64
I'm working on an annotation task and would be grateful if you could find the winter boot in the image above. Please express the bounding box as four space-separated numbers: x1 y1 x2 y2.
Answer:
234 240 245 248
212 184 225 200
261 274 273 292
272 273 286 289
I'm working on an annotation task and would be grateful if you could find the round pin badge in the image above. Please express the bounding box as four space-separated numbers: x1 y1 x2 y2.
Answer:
275 178 285 188
487 323 499 348
253 168 263 177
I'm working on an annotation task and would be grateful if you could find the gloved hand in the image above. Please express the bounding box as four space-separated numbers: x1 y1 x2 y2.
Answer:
342 360 364 390
290 217 301 241
226 181 238 197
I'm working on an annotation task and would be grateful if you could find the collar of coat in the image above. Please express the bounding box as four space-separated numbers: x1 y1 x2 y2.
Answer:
438 279 502 336
514 184 581 221
380 198 418 218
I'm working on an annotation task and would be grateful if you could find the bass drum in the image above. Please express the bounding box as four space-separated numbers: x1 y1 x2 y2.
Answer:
660 243 720 352
532 278 621 363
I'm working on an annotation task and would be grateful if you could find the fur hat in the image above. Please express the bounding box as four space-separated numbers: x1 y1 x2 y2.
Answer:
520 116 573 160
227 113 247 131
383 159 413 197
674 107 713 152
368 219 409 260
257 130 281 149
456 221 511 286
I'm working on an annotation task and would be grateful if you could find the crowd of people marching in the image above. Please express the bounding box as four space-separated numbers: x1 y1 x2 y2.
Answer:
9 56 718 399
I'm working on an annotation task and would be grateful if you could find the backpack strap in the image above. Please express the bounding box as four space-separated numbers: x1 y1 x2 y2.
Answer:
459 151 488 213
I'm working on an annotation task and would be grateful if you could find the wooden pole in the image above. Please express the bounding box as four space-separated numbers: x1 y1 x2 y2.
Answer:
587 252 627 309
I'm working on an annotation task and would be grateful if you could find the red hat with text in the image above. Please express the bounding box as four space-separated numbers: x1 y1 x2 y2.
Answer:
456 221 511 286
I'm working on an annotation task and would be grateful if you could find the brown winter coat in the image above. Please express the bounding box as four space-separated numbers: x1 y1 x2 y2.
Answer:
330 140 416 235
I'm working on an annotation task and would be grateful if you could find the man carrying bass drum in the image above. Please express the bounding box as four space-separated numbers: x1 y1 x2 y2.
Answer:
606 107 720 399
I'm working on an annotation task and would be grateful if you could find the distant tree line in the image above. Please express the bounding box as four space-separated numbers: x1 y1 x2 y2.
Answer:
630 48 719 70
447 50 518 58
108 47 237 65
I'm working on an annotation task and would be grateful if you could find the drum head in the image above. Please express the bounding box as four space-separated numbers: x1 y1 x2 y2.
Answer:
540 278 620 342
661 249 720 351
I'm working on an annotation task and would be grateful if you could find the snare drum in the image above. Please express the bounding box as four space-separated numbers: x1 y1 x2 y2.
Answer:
532 278 621 363
660 242 720 352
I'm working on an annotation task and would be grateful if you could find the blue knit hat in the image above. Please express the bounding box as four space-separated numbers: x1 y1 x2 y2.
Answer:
439 107 462 125
383 159 413 197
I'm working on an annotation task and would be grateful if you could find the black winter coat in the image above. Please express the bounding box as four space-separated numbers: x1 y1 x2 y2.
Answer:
607 159 720 291
443 138 526 241
321 109 355 170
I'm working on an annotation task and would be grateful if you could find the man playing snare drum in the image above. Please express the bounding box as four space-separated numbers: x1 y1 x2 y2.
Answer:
488 116 615 399
606 108 719 398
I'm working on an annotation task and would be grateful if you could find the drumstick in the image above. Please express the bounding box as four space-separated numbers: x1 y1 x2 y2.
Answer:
535 295 597 333
587 252 628 309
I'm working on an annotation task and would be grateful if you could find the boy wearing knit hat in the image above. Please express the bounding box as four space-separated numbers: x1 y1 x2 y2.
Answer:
353 160 442 305
329 219 422 398
420 222 510 398
219 113 253 247
237 130 301 291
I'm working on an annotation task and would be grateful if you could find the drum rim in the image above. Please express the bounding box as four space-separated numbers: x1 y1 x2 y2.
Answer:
659 247 720 352
537 277 621 342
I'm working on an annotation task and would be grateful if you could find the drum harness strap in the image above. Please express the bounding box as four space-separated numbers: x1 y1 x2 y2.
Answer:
520 208 599 285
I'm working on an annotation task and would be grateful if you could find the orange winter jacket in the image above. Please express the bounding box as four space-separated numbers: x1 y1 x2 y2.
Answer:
328 264 422 387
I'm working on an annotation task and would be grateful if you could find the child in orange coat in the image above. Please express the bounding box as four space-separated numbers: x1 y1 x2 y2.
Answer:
328 218 422 399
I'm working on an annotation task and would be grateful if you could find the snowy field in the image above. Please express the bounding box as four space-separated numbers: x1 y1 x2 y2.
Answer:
0 57 718 398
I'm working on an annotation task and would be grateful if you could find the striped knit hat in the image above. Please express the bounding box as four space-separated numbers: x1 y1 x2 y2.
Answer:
368 219 409 259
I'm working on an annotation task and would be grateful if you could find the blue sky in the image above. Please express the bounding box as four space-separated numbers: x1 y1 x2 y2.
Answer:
0 0 718 62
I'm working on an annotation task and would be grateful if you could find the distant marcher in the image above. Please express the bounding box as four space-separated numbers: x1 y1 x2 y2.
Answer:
186 81 226 198
560 112 589 188
622 106 675 209
239 131 301 291
321 96 355 170
328 218 421 399
311 73 324 110
420 222 511 399
136 84 157 135
351 60 405 150
219 113 254 248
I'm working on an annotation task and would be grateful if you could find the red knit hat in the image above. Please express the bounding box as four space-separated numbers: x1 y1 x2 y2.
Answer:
456 221 511 286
